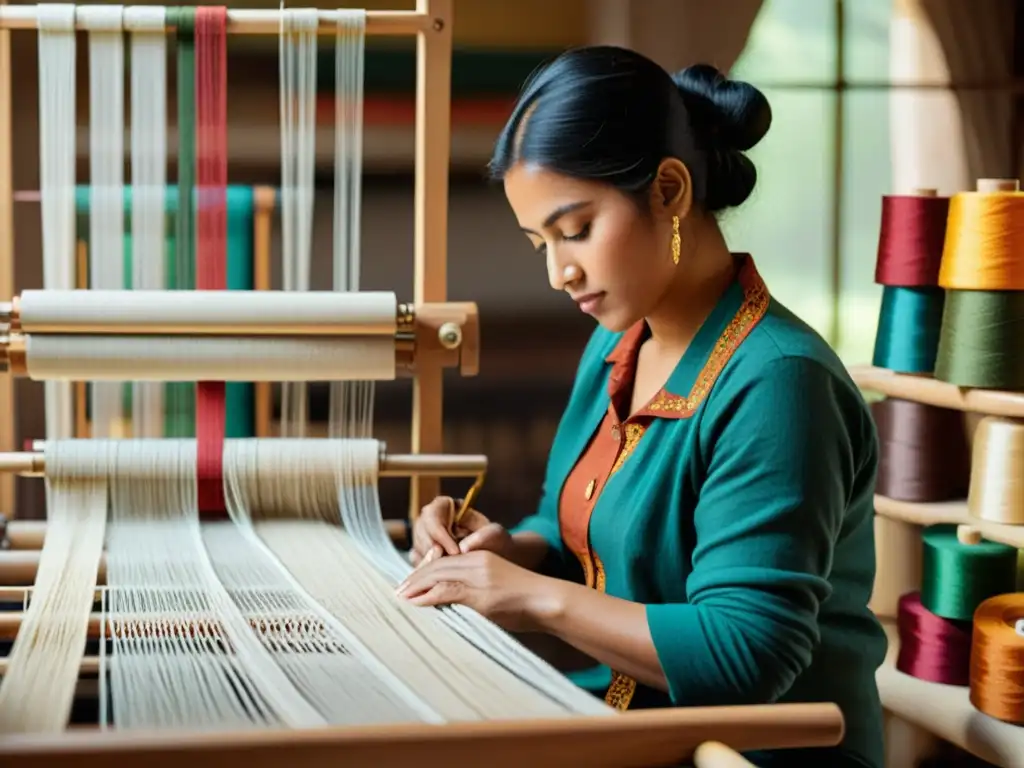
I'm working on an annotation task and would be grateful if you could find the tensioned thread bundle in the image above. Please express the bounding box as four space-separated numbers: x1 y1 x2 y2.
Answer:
872 192 949 374
870 397 969 503
936 184 1024 390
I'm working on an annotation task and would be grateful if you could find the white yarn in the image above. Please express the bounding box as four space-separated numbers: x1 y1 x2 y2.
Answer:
36 4 77 440
0 441 107 733
278 8 318 438
126 6 167 437
329 10 369 439
81 5 127 438
99 439 326 730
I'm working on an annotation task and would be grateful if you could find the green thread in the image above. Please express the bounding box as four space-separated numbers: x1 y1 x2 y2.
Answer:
934 290 1024 390
168 7 196 437
919 524 1018 621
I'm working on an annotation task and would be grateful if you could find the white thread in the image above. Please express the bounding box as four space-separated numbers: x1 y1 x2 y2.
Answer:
330 10 369 439
83 5 126 438
278 8 319 437
127 5 167 437
37 4 77 440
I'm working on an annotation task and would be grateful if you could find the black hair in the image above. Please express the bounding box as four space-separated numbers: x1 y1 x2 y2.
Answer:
488 46 772 213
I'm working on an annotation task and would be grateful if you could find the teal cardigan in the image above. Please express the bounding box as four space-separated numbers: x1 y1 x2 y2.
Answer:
514 257 887 768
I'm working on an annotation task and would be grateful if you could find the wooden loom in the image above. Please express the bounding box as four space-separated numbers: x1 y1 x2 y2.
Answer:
0 3 844 767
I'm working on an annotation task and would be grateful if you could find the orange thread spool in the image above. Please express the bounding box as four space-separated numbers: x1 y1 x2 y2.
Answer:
939 180 1024 291
969 593 1024 724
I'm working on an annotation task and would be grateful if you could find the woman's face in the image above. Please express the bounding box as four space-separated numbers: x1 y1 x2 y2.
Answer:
503 163 677 333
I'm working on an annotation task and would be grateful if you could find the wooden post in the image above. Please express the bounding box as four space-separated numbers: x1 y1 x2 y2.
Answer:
0 0 14 516
410 0 453 520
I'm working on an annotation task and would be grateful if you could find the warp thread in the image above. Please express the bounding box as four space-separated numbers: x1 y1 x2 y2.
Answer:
194 6 229 515
871 398 970 503
920 525 1018 622
896 591 973 686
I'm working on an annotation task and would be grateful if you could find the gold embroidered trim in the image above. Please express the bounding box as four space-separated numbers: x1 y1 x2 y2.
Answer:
605 671 638 711
574 555 638 710
641 264 770 417
609 423 647 475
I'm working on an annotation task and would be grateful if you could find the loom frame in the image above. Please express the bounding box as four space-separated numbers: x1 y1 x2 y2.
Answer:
0 0 452 522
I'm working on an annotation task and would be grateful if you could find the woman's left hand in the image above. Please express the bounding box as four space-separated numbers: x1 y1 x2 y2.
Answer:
395 551 556 633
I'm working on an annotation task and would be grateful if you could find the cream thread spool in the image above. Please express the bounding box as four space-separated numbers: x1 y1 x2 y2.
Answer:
967 416 1024 525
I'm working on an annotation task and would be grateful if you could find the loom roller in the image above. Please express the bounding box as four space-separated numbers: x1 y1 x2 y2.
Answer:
0 288 484 580
0 290 479 380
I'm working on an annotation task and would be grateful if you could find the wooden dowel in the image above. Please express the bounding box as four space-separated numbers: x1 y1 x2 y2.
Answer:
3 518 408 552
849 365 1024 418
0 520 410 583
0 0 14 520
0 703 844 768
976 178 1020 193
0 550 106 586
0 450 486 478
0 655 100 676
0 7 432 36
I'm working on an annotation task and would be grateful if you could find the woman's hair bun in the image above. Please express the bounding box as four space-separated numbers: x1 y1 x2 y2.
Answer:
671 64 772 153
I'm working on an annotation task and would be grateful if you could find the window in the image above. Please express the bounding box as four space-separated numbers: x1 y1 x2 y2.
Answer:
725 0 893 363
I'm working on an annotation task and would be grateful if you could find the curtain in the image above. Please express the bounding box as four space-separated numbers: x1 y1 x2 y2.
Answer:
588 0 764 75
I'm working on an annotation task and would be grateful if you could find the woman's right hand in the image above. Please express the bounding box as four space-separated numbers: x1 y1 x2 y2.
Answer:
410 496 514 568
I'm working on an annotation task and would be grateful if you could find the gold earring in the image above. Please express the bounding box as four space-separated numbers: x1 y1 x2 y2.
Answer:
671 215 681 265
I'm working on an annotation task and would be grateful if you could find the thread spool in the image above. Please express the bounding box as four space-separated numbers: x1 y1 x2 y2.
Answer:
871 286 945 374
875 189 950 287
895 591 973 686
967 416 1024 525
933 291 1024 390
919 525 1018 621
934 178 1024 390
871 398 970 502
969 592 1024 724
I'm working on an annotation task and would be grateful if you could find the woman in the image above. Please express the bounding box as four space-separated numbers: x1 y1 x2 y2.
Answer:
396 46 886 768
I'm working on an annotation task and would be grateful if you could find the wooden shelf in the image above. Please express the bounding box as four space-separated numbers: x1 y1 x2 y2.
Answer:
873 495 1024 548
848 365 1024 419
877 623 1024 767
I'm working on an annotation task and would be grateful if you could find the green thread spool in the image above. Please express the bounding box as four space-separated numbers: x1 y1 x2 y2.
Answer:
934 290 1024 390
920 524 1019 620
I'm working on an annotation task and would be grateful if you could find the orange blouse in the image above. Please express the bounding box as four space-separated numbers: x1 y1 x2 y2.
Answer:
557 321 648 589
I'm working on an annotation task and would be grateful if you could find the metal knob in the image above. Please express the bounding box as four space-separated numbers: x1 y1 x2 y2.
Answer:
438 322 462 350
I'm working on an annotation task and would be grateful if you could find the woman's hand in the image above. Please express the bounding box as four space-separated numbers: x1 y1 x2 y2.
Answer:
410 495 514 568
396 550 559 632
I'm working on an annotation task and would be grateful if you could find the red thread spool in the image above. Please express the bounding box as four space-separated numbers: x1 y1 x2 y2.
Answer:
896 591 974 686
875 192 951 287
